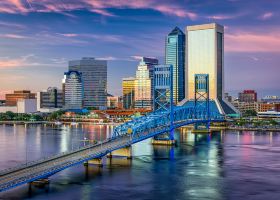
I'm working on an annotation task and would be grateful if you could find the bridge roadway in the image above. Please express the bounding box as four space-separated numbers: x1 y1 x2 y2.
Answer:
0 134 131 192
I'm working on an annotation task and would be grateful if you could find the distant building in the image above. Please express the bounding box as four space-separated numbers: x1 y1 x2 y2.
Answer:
63 71 83 110
261 95 280 103
122 77 135 109
17 99 37 113
238 90 257 102
107 96 119 109
69 57 107 109
258 103 280 112
37 87 63 113
0 99 36 113
224 93 233 102
5 90 36 106
165 27 185 104
232 102 258 115
134 57 158 109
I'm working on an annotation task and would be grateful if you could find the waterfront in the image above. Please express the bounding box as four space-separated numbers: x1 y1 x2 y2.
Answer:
0 125 280 199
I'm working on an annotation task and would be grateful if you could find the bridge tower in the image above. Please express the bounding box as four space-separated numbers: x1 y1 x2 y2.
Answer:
194 74 210 131
152 64 175 144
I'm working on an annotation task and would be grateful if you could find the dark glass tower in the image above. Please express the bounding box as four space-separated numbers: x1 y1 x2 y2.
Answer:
165 27 185 104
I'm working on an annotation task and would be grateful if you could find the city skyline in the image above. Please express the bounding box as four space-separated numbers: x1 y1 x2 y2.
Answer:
0 0 279 98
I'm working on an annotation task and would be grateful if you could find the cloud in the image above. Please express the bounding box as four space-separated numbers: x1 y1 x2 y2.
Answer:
0 54 60 69
225 30 280 52
0 33 27 39
260 12 274 20
0 20 26 29
0 0 197 19
58 32 123 43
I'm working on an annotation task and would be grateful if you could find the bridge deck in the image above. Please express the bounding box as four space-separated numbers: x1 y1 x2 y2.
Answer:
0 135 131 192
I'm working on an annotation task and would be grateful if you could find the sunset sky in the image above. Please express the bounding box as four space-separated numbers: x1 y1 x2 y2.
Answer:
0 0 279 99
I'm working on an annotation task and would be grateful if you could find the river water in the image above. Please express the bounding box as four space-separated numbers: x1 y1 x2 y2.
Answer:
0 124 280 200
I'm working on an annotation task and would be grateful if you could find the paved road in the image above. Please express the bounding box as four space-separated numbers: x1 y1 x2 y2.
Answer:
0 135 131 192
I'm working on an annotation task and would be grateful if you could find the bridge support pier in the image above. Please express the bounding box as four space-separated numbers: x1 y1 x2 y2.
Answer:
30 178 50 188
151 139 176 145
84 157 104 167
107 146 132 159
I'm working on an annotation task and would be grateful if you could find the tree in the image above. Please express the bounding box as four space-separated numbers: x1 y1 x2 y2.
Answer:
243 110 257 117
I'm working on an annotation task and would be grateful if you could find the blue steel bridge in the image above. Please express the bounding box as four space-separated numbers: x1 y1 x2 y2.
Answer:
0 104 224 193
0 72 226 192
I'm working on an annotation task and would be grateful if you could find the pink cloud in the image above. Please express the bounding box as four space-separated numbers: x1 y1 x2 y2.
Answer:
225 30 280 52
0 0 197 19
260 12 274 20
0 33 27 39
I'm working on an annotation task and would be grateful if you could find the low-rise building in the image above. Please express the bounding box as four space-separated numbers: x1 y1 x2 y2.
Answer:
238 90 257 102
17 99 37 113
232 101 258 115
107 96 119 109
5 90 36 106
37 87 63 113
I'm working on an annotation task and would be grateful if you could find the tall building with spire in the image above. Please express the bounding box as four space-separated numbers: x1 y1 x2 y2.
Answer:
165 27 185 104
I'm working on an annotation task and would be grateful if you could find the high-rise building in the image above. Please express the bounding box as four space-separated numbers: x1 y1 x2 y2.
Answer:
5 90 36 106
184 23 237 115
122 77 135 109
37 87 63 112
134 57 158 109
69 57 107 109
165 27 185 104
238 90 257 102
63 71 83 109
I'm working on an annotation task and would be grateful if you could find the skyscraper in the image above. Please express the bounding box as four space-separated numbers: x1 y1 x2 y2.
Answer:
185 23 237 115
63 71 83 109
165 27 185 104
69 57 107 109
134 57 158 109
122 77 135 109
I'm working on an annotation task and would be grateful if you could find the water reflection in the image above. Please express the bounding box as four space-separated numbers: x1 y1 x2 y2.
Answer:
0 125 280 200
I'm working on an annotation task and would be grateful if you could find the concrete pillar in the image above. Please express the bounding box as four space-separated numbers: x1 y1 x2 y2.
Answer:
84 157 104 167
151 139 176 145
107 146 132 159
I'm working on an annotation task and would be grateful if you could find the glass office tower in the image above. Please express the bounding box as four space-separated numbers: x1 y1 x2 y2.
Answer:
69 57 107 109
122 77 135 109
165 27 185 104
185 23 237 114
63 71 83 109
134 57 158 109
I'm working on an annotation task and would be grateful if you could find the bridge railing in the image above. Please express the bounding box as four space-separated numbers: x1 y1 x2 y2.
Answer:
0 138 114 176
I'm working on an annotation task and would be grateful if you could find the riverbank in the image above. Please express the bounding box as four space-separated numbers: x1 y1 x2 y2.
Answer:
0 121 121 126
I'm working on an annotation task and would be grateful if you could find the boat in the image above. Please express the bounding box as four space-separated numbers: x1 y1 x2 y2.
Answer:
54 121 62 126
70 122 79 126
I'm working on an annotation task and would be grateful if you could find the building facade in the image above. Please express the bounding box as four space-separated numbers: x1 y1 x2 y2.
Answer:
134 57 158 109
238 90 257 102
69 57 107 109
165 27 185 104
185 23 237 115
37 87 63 112
63 71 83 110
5 90 36 106
107 96 119 109
232 102 258 115
122 77 135 109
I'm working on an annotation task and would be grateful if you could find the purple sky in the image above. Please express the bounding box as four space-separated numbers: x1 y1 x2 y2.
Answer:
0 0 279 99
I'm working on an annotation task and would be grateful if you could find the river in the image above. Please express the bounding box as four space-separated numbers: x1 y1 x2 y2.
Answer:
0 124 280 200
